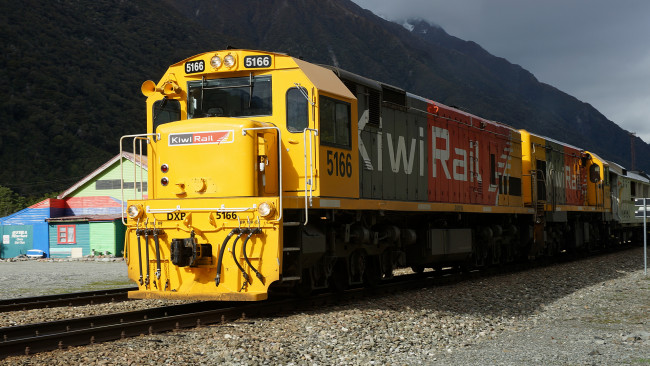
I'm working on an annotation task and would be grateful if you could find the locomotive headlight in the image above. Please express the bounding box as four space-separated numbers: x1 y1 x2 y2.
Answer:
127 204 144 219
258 202 275 218
224 54 236 68
210 55 222 68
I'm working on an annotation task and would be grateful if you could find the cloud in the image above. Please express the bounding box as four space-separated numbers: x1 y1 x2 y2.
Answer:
352 0 650 143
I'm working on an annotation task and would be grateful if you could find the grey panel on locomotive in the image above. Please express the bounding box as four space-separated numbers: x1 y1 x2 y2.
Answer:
326 65 429 202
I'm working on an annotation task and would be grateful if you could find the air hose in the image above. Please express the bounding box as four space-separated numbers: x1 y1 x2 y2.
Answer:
215 228 239 286
153 228 162 284
136 229 144 285
242 228 264 284
143 229 150 287
231 229 251 285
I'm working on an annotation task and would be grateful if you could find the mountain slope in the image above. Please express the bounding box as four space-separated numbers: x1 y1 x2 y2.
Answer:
1 0 647 197
0 0 244 195
166 0 648 171
404 19 639 167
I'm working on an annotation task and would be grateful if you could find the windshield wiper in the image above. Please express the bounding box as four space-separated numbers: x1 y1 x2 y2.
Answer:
248 72 253 108
152 96 168 124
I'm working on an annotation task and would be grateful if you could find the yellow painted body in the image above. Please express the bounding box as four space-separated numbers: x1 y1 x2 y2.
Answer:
125 197 280 301
519 130 546 207
124 50 356 300
123 50 621 301
584 151 611 210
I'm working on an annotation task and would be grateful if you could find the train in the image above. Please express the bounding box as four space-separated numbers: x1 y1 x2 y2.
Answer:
120 49 649 301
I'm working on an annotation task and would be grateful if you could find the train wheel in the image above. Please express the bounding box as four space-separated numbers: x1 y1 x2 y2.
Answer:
380 250 394 280
410 265 424 274
364 255 382 287
294 269 313 298
349 250 366 284
329 259 349 292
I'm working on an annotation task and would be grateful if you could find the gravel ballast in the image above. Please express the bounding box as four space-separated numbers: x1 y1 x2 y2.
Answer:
1 248 649 365
0 258 131 299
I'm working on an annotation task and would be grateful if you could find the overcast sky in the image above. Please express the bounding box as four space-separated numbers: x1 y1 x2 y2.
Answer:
351 0 650 144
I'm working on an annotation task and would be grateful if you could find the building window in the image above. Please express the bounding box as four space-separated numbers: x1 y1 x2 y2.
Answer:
57 225 76 244
96 179 147 192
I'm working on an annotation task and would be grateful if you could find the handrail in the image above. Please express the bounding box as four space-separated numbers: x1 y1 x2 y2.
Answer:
549 168 557 211
303 128 319 225
146 204 258 214
242 126 283 222
119 133 159 225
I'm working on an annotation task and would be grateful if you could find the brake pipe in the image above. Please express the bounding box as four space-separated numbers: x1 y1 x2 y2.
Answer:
143 226 150 288
242 228 264 284
153 222 162 282
231 229 251 286
215 228 239 286
135 228 144 286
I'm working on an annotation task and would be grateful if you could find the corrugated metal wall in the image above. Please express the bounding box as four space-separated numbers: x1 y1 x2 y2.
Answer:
89 220 124 255
0 199 63 258
0 157 147 258
72 158 148 200
0 225 33 257
63 196 124 216
48 222 90 258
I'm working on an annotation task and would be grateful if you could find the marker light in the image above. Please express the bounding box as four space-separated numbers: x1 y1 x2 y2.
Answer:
161 164 169 173
210 55 222 68
127 204 144 219
224 54 236 68
258 202 274 218
161 177 169 186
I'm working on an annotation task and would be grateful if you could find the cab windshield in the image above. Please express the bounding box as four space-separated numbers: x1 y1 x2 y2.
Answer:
187 75 272 118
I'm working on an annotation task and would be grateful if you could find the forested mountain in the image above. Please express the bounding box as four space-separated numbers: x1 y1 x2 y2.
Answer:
0 0 244 196
1 0 647 198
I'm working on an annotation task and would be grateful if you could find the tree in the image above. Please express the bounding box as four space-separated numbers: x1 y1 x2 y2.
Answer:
0 185 28 217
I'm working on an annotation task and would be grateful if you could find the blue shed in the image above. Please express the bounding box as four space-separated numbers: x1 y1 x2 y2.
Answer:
0 199 65 258
46 214 124 258
0 153 147 259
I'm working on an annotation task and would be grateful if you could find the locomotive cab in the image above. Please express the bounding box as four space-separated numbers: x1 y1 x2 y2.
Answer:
121 50 358 300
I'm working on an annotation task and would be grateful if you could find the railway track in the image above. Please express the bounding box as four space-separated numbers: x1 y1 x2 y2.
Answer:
0 265 486 359
0 297 298 358
0 246 630 359
0 288 137 313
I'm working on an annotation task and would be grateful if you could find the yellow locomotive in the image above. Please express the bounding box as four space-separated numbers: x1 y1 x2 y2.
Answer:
121 49 647 301
122 50 360 300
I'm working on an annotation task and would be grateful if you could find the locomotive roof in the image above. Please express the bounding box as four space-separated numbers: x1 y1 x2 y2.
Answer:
407 92 520 132
608 160 626 176
522 130 584 152
322 64 519 133
627 171 650 182
293 58 355 100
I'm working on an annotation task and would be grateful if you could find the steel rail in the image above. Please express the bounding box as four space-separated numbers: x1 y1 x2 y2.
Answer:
0 288 137 313
0 245 634 359
1 301 227 342
0 299 293 359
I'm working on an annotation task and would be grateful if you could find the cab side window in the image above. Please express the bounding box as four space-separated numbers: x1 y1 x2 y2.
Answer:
153 99 181 132
319 96 351 149
286 87 308 132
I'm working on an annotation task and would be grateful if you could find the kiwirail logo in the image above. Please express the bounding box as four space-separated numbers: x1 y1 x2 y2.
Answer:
168 130 234 146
